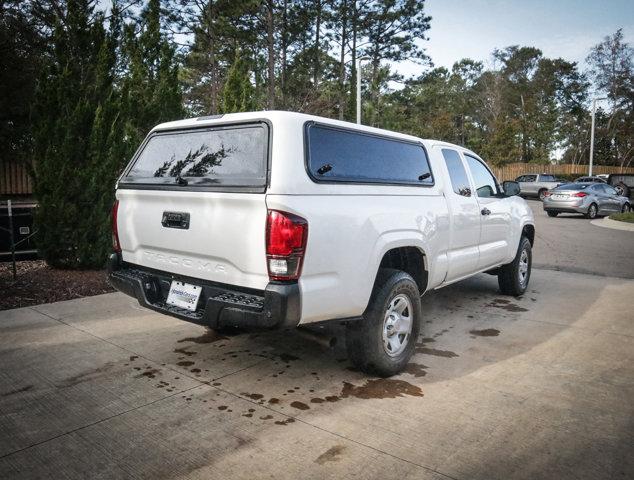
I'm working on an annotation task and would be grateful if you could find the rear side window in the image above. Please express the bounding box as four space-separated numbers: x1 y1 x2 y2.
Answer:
541 174 556 182
305 124 433 185
442 149 471 196
121 123 268 188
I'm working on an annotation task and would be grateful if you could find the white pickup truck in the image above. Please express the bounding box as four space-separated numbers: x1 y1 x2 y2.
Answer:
109 111 535 376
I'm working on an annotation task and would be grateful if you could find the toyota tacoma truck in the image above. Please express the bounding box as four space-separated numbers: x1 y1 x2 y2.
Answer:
108 111 535 376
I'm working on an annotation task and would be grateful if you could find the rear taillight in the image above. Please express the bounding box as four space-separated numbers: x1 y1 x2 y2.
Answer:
543 191 551 197
266 210 308 281
573 192 588 198
112 200 121 253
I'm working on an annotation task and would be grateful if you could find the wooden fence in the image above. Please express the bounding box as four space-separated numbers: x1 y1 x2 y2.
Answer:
491 163 634 182
2 158 634 196
1 160 33 196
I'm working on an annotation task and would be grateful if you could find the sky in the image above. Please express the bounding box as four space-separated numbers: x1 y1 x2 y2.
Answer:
397 0 634 77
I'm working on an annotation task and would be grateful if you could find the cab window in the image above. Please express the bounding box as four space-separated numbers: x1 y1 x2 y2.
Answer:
442 149 471 196
464 155 499 198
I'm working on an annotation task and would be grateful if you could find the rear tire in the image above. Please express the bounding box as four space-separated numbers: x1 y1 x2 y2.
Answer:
547 211 558 217
585 203 598 219
346 269 421 377
498 236 532 297
622 203 631 213
615 182 630 197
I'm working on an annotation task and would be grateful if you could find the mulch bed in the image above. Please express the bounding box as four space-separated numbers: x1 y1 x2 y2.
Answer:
0 260 114 311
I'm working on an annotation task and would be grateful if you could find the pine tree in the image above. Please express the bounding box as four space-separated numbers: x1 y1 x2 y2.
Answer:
221 49 255 113
120 0 182 160
32 0 114 268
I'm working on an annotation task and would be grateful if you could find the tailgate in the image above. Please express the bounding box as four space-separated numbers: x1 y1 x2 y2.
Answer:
117 189 269 290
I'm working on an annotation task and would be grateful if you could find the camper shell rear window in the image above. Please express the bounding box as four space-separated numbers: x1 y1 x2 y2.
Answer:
119 122 269 191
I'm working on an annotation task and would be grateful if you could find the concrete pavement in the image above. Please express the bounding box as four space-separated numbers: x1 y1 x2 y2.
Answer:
1 268 632 480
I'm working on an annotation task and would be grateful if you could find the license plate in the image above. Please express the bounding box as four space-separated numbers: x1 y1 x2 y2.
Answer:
166 281 202 311
553 194 568 200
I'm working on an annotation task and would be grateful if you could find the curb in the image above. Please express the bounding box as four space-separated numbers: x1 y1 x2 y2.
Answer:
590 217 634 232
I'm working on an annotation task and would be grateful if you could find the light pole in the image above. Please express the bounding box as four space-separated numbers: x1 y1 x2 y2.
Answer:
356 57 370 124
589 97 607 176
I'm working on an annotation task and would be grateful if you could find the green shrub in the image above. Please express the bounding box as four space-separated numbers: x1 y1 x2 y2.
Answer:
608 212 634 223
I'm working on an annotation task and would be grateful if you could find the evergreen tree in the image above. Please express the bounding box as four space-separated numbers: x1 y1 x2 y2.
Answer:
32 0 114 268
120 0 182 160
221 49 255 113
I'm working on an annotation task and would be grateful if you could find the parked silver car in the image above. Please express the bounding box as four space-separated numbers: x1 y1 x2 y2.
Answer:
574 176 606 184
515 174 562 200
543 182 631 218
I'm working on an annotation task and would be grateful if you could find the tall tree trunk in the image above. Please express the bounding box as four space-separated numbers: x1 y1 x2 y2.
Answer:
349 0 357 119
338 0 348 120
281 0 287 106
266 0 275 109
313 0 322 87
207 1 217 114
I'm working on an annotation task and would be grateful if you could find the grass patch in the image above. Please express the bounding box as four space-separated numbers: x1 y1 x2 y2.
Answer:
609 212 634 223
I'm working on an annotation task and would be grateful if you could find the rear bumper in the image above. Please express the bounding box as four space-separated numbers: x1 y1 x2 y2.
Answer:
543 199 587 214
107 253 300 329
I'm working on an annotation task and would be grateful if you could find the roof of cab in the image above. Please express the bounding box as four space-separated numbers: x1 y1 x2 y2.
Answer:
151 110 469 154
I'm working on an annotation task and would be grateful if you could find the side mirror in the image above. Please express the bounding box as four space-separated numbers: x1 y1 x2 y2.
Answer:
502 181 520 197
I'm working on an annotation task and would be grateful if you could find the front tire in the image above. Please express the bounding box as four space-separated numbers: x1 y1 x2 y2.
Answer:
498 236 532 296
346 269 421 377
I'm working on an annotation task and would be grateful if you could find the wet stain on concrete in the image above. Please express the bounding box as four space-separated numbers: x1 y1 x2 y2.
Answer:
340 379 423 399
260 415 273 420
469 328 500 337
487 298 528 312
311 398 325 404
268 398 280 404
63 362 114 387
218 405 228 410
178 330 227 344
190 368 201 373
420 337 435 343
137 368 160 379
315 445 346 465
324 396 339 403
1 385 34 397
274 418 296 426
174 348 196 356
243 413 253 417
279 353 300 363
290 401 310 410
415 346 459 358
129 355 139 361
176 361 195 367
403 363 428 377
242 393 264 400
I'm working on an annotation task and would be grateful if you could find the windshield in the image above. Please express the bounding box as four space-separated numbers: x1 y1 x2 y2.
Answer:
120 123 268 188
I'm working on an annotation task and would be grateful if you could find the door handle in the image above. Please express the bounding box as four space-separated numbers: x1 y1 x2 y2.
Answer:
481 208 491 216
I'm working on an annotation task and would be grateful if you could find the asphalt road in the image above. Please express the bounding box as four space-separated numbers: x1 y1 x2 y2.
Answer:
529 199 634 279
1 199 633 480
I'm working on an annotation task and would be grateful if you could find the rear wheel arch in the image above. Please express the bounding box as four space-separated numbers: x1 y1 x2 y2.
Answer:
374 246 428 296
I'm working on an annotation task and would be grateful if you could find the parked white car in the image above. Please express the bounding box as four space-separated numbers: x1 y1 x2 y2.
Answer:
109 111 535 376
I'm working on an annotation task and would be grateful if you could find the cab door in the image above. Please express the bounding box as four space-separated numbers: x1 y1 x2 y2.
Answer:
462 153 514 270
438 147 481 282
